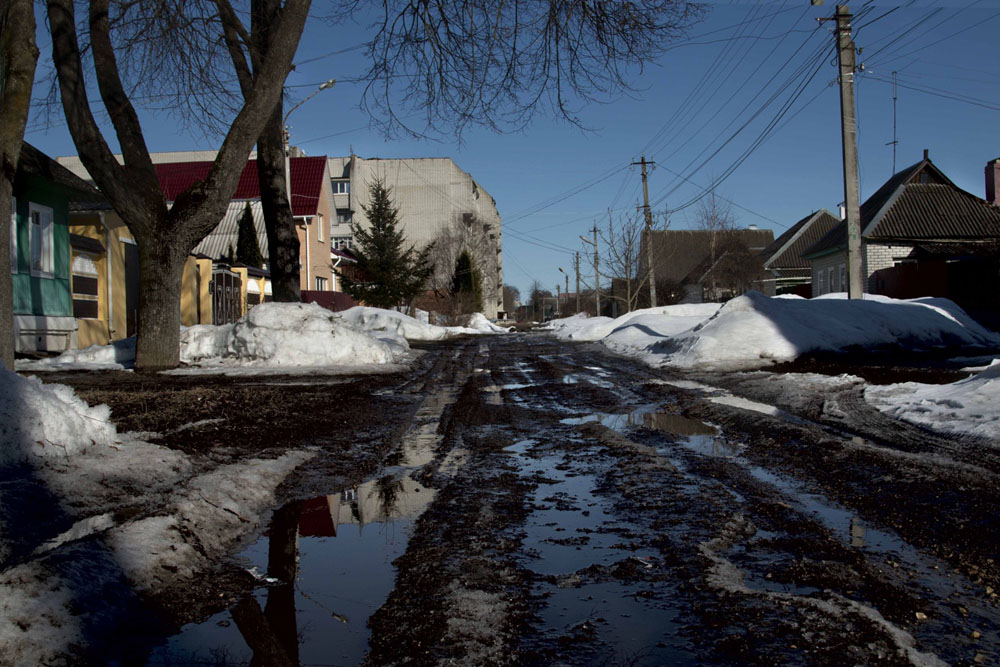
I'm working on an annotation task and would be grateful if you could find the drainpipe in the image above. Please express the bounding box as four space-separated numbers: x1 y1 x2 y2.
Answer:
304 219 311 290
332 253 342 291
99 212 115 340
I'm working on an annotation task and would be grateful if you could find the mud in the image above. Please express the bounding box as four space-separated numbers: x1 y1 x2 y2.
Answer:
28 333 1000 665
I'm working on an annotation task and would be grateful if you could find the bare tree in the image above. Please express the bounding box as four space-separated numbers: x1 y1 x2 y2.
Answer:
600 208 669 313
426 214 501 318
46 0 310 370
694 191 737 300
502 285 520 316
0 0 38 370
364 1 703 138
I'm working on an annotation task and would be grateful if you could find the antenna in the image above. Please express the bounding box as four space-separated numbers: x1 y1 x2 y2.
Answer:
885 71 898 174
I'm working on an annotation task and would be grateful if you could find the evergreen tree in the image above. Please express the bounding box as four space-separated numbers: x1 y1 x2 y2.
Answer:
450 250 483 313
235 203 264 267
337 178 433 308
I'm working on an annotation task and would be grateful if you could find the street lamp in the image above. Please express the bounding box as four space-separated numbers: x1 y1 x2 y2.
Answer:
283 79 336 154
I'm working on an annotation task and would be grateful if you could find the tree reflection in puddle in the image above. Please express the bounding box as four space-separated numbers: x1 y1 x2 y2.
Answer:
149 477 433 666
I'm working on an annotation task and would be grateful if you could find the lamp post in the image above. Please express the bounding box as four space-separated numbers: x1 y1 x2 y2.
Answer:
282 79 336 151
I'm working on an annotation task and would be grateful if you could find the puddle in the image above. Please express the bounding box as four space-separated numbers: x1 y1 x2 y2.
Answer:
147 490 423 665
147 388 457 665
560 403 661 431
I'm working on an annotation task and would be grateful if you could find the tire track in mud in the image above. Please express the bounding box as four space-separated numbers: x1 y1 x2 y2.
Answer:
389 335 1000 665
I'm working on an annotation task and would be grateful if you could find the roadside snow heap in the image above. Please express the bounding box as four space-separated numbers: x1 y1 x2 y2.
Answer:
335 306 509 340
544 292 1000 371
866 360 1000 441
0 368 117 464
181 302 408 366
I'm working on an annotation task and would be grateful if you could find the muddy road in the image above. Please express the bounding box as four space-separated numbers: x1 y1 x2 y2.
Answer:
60 333 1000 665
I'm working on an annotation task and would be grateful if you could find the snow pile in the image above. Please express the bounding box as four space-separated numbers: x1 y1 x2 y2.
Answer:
335 306 509 339
0 368 117 464
866 360 1000 441
179 324 234 364
18 338 136 371
629 292 1000 370
222 302 406 366
335 306 452 341
544 304 721 342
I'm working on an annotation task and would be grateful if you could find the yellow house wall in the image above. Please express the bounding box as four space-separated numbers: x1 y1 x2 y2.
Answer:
181 256 214 325
68 211 135 347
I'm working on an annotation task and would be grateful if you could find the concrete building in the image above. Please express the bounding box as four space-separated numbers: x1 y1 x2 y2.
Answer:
328 155 503 318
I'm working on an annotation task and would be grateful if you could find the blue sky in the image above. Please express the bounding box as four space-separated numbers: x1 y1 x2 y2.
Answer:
25 1 1000 300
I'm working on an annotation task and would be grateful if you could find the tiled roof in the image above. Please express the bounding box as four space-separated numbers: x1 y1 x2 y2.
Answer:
154 156 328 217
803 158 1000 258
761 209 841 271
646 228 775 284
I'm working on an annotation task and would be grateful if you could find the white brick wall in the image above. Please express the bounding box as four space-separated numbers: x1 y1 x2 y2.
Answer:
864 243 914 291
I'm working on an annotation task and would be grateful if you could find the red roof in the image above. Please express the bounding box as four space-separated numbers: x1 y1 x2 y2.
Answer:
154 156 328 217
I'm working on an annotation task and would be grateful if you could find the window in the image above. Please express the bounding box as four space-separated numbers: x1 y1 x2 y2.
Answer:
839 264 847 291
334 237 353 250
315 214 324 242
29 203 54 277
336 210 352 224
10 197 16 273
71 252 100 319
828 267 836 292
315 276 328 291
333 180 350 195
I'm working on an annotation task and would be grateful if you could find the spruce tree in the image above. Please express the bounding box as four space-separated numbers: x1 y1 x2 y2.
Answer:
451 250 483 313
337 178 433 308
235 203 264 267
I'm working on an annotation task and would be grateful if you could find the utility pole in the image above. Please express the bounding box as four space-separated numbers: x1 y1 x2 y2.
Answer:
574 252 581 314
632 155 658 307
556 284 561 317
558 268 570 314
579 226 600 315
834 5 864 299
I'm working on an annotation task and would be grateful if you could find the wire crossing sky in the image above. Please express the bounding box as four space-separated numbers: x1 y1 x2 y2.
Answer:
25 1 1000 298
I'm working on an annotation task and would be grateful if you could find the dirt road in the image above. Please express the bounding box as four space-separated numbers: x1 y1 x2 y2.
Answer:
58 333 1000 665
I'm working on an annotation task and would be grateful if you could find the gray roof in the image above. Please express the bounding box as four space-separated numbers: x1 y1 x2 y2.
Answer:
193 201 269 261
804 157 1000 258
762 210 841 272
646 228 775 284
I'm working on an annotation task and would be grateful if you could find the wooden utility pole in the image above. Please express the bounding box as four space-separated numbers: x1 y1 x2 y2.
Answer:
633 155 658 307
835 5 864 299
580 226 600 314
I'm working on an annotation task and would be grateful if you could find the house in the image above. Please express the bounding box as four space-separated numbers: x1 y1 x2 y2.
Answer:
802 152 1000 323
759 209 841 297
155 156 336 293
10 143 103 353
327 155 503 318
641 227 775 303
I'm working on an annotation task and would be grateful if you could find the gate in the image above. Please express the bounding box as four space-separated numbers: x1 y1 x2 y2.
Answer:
210 267 243 324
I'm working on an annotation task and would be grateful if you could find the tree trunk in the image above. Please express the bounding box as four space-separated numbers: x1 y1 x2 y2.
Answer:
0 0 39 370
257 108 301 301
134 238 189 372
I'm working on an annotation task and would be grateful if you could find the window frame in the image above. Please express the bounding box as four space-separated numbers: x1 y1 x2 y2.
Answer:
71 251 101 319
315 276 328 291
333 180 350 195
29 202 55 278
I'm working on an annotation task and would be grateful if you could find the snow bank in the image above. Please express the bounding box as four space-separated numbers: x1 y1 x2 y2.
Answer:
336 306 510 340
629 292 999 371
544 304 721 342
335 306 452 341
17 338 136 371
866 360 1000 441
0 368 118 464
225 302 406 366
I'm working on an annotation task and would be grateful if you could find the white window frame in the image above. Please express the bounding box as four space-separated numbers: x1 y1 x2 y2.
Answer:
71 251 101 319
315 276 328 291
333 180 350 195
29 202 54 278
828 267 836 292
316 214 324 242
10 197 16 273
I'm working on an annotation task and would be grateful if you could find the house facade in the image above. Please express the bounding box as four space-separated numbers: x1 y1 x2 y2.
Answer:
802 153 1000 318
641 227 775 303
11 144 103 353
759 209 841 297
327 155 503 318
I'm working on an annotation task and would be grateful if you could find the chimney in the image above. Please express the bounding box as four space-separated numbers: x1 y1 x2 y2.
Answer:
838 201 846 219
987 158 1000 204
923 148 929 161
